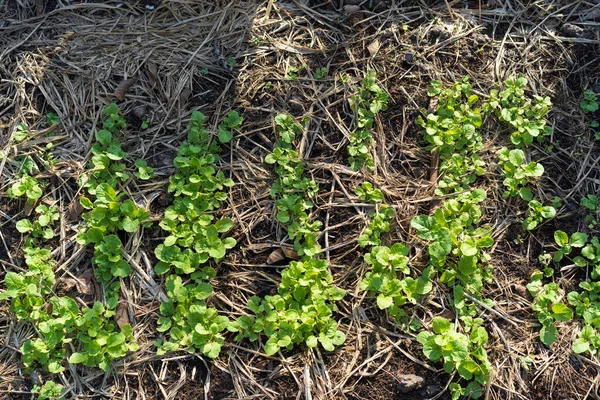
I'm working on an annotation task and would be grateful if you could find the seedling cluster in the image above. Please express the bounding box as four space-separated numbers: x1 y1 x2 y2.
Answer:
234 114 346 355
154 110 240 359
347 70 389 171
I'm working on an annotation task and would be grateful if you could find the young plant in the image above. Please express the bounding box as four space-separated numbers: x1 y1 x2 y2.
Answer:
496 147 544 199
581 194 598 229
580 89 599 114
357 205 394 248
417 77 484 195
217 110 243 143
552 230 588 264
233 257 346 355
527 270 572 346
314 67 328 79
347 70 389 171
16 205 59 241
360 244 433 319
154 110 237 359
568 280 600 354
417 317 490 399
8 174 43 204
134 158 154 180
411 190 494 301
236 114 346 355
355 182 384 203
14 122 30 142
46 112 61 126
69 302 139 371
484 75 552 147
79 104 129 194
32 381 65 400
522 200 556 231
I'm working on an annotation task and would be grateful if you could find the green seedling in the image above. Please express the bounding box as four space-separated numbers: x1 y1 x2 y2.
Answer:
134 159 154 180
14 122 30 142
527 270 572 346
355 182 384 203
314 67 328 79
417 317 490 399
16 205 59 241
581 89 599 114
32 381 65 400
8 174 43 204
347 70 388 171
154 110 238 359
522 200 555 231
232 257 346 355
286 64 305 80
417 77 484 195
46 113 60 126
357 205 394 248
217 110 243 143
484 75 552 147
552 230 588 264
360 244 433 319
568 278 600 354
497 147 544 199
235 114 346 355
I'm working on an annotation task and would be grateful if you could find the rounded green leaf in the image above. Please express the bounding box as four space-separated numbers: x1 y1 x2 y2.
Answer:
69 352 88 364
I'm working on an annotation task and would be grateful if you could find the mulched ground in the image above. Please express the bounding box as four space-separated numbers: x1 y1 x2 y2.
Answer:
1 0 599 399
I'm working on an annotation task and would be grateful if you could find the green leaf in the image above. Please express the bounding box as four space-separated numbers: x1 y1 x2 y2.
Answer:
203 342 221 359
306 335 318 348
218 127 233 143
432 317 450 334
571 232 588 248
96 130 113 146
554 231 569 247
573 337 590 354
264 338 280 355
460 241 478 257
69 352 88 364
551 303 572 322
376 295 393 309
508 149 525 165
15 219 33 233
519 187 533 201
540 323 557 346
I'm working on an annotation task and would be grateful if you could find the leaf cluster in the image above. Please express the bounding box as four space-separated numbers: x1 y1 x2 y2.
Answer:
522 200 556 231
417 317 490 399
417 77 484 195
484 75 552 147
526 270 572 346
154 111 237 360
347 70 389 171
360 244 433 319
237 115 346 354
16 205 59 242
233 257 346 355
265 115 321 256
497 147 544 199
8 174 43 204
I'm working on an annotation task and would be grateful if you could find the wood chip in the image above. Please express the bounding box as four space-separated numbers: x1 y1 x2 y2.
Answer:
114 78 137 101
115 302 130 329
367 39 381 57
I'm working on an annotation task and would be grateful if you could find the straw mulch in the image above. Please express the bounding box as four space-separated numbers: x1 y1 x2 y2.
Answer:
1 0 599 399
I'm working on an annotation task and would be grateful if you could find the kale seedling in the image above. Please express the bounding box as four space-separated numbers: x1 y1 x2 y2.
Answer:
581 89 599 114
16 205 59 241
134 158 154 180
527 270 572 345
417 317 490 399
8 174 43 204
